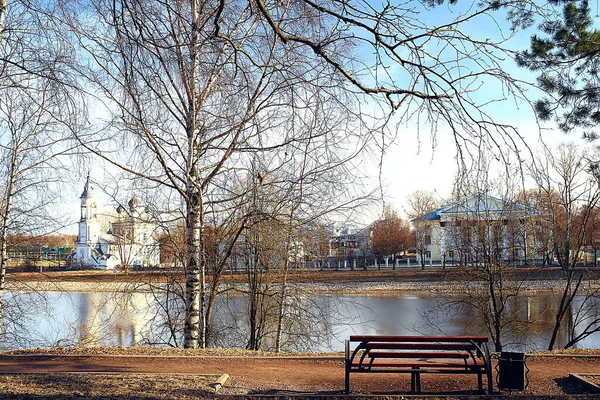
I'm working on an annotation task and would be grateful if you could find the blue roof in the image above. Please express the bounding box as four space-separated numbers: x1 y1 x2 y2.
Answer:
410 193 544 223
410 206 447 222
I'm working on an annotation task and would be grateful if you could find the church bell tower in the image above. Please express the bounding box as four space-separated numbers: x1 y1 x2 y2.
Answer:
77 174 100 246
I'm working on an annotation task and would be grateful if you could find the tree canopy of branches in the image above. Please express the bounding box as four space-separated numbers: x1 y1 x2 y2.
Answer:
517 0 600 140
60 0 547 349
530 143 600 349
0 1 80 291
406 191 441 221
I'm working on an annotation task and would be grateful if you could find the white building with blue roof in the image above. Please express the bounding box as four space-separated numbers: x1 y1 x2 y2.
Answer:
411 193 547 266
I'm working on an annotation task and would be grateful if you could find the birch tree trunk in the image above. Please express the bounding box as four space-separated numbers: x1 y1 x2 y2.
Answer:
183 189 208 348
0 0 6 44
0 146 16 292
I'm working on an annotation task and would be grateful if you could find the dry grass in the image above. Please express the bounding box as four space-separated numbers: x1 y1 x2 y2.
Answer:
6 346 600 358
528 348 600 357
0 373 221 399
3 346 342 359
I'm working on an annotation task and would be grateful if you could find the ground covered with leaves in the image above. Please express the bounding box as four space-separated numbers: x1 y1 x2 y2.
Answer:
0 373 220 399
0 348 600 398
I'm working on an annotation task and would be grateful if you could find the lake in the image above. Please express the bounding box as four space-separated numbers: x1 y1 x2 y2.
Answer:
1 290 598 351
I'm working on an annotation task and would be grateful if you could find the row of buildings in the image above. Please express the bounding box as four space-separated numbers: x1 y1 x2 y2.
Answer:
329 194 557 267
72 174 572 269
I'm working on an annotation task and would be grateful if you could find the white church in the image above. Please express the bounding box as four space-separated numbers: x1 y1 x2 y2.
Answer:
74 175 160 270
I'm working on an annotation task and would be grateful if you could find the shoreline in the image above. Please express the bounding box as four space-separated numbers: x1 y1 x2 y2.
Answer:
6 279 599 296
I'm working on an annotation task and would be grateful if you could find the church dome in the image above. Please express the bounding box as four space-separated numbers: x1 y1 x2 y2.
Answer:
116 205 125 214
128 194 141 210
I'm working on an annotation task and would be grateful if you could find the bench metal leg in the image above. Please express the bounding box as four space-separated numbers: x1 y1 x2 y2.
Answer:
344 340 350 395
345 370 350 394
411 368 421 393
477 370 483 393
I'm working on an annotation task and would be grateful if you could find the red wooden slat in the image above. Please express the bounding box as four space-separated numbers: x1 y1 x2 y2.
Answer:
369 351 471 359
349 335 488 343
362 342 477 351
351 360 485 368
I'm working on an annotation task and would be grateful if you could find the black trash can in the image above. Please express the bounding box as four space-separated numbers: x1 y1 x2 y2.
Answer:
498 351 527 391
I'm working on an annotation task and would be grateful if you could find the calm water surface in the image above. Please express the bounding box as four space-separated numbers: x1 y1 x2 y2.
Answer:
1 291 598 351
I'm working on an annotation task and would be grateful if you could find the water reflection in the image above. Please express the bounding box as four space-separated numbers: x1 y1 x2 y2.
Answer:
0 291 598 351
75 292 153 346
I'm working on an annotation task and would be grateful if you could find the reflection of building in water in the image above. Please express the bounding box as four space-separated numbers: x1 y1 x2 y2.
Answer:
77 292 105 346
74 174 160 270
111 292 153 346
76 292 154 346
424 292 583 350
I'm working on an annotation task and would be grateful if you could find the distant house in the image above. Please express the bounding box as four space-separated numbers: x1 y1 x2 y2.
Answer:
329 225 372 259
411 193 547 266
41 247 72 256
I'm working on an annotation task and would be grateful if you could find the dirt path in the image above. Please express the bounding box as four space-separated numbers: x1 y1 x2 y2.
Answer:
0 353 599 396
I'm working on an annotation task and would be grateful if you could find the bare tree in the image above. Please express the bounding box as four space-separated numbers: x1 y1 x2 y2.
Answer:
300 222 331 269
61 0 547 349
0 2 82 349
517 189 555 266
0 74 78 290
406 191 442 220
530 143 600 349
447 192 536 351
407 191 441 268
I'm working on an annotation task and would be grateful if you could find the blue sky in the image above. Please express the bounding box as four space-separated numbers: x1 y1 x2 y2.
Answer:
368 1 593 219
63 1 596 230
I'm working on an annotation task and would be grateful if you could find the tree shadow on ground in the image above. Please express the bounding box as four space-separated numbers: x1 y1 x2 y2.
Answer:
249 389 484 396
554 377 596 394
248 389 343 396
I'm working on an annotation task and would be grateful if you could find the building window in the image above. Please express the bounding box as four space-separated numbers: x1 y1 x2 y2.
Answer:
425 251 431 259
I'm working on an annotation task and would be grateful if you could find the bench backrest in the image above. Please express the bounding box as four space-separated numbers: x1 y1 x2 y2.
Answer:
346 335 490 363
349 335 488 344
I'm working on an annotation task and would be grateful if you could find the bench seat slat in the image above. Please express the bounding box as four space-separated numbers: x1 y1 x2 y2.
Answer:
363 342 478 351
351 360 485 369
369 351 472 359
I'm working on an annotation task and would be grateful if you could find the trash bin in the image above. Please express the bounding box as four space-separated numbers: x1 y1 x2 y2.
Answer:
497 351 527 391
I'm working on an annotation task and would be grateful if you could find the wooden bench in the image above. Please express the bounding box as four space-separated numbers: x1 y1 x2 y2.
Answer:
345 335 492 394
